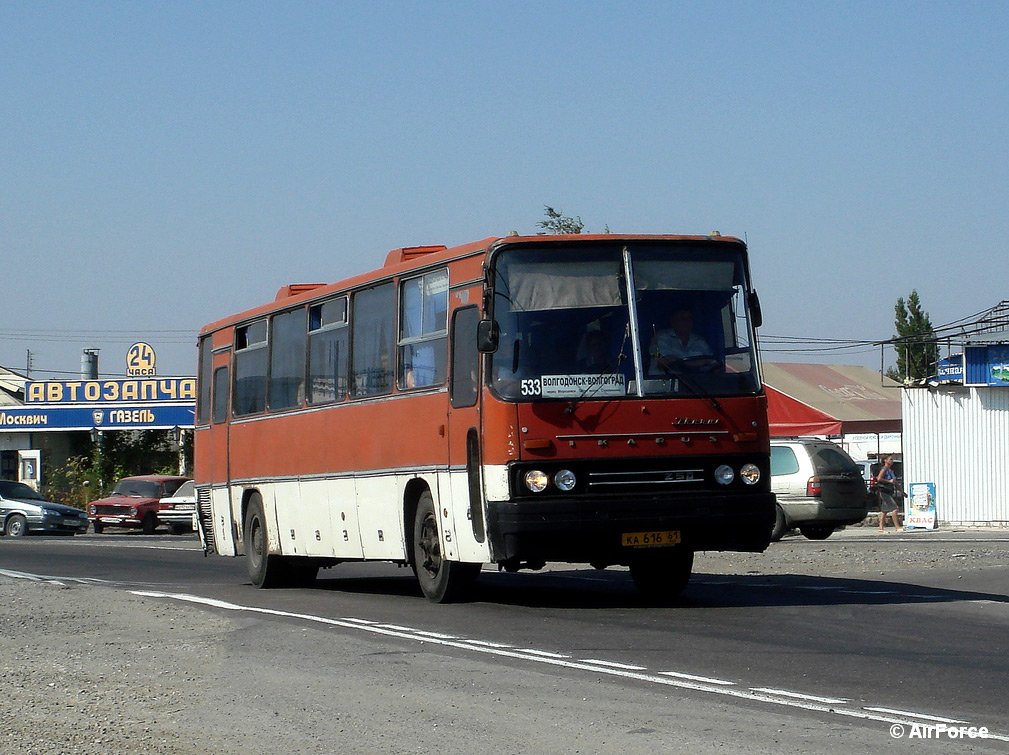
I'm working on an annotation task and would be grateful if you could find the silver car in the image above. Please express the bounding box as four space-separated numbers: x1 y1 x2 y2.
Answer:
0 481 90 537
770 439 868 540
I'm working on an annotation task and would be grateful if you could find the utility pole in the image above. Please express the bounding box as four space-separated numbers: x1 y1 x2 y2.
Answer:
25 349 33 377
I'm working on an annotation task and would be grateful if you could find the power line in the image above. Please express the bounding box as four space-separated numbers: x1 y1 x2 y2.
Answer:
0 327 194 333
0 330 195 345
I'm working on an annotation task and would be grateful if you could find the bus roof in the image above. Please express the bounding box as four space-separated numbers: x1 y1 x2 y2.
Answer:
199 232 744 336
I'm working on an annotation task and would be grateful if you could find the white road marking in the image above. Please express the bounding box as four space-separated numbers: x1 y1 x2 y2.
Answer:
514 649 572 659
659 671 735 685
399 629 459 640
579 659 647 670
863 706 968 724
0 568 108 586
3 567 1004 742
127 588 1009 742
750 688 848 704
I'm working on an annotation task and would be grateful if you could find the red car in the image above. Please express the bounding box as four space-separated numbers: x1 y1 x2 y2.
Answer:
88 475 191 534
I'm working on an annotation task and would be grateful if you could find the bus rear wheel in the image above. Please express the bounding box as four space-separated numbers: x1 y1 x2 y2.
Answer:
629 547 694 603
244 494 286 588
411 491 479 603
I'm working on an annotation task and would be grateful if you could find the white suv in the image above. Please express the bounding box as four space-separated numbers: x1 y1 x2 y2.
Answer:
770 439 868 540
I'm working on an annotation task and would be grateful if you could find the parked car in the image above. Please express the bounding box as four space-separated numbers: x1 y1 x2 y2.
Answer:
88 475 191 534
770 439 868 540
156 479 196 535
0 480 90 537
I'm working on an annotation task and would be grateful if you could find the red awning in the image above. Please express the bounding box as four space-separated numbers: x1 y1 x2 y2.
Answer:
763 363 903 437
765 385 843 436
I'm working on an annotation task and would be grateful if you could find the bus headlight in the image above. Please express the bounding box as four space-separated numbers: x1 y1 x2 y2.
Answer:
740 463 760 485
524 470 549 493
554 469 577 492
714 465 735 485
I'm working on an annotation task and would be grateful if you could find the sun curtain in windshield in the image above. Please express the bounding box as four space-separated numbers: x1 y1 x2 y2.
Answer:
112 480 162 498
0 481 46 501
489 244 760 400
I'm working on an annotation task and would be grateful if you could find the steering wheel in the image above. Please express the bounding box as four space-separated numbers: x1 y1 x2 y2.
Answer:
659 355 723 374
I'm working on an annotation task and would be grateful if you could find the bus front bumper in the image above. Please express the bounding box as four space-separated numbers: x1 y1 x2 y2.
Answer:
485 492 776 566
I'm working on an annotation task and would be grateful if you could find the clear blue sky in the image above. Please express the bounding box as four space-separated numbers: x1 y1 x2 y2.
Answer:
3 1 1006 379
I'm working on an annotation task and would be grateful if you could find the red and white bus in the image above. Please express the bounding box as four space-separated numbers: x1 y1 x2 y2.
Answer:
195 233 775 602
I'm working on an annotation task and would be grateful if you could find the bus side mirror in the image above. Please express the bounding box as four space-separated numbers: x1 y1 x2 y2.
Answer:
477 319 499 353
749 290 763 329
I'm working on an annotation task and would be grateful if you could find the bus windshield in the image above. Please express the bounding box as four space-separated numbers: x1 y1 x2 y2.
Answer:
489 243 760 400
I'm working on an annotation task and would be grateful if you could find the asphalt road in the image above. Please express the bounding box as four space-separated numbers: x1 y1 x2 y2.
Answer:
2 527 1008 753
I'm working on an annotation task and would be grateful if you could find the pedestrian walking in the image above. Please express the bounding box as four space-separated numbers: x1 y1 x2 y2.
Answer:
876 455 903 533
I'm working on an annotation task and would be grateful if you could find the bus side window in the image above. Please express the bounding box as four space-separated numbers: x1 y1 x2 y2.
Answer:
450 306 479 408
268 308 307 411
233 321 267 416
196 337 213 425
308 297 348 405
212 366 230 424
399 269 448 390
351 283 395 398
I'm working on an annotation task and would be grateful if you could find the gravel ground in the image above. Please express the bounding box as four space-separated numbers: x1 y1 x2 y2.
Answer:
2 528 1007 755
696 525 1009 577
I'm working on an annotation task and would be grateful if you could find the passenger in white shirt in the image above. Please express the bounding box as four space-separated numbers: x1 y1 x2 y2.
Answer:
649 308 714 374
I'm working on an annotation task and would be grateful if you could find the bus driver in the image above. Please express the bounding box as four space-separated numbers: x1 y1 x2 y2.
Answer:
649 308 714 374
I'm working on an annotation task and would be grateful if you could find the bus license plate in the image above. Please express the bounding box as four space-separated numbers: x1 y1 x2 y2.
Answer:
622 530 681 548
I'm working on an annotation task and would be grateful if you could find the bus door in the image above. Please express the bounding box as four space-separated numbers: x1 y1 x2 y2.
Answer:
206 348 237 555
445 303 487 560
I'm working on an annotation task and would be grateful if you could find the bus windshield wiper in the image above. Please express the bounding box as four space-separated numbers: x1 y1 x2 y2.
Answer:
564 325 630 414
658 361 722 412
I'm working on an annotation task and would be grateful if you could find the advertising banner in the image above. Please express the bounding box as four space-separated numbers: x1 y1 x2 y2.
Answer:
965 345 1009 386
906 482 937 530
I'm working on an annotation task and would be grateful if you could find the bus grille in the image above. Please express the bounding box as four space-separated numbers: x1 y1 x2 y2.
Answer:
587 467 704 494
196 488 216 554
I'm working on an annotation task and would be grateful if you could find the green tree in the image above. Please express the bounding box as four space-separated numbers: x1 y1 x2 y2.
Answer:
536 206 584 235
43 429 191 507
886 289 939 383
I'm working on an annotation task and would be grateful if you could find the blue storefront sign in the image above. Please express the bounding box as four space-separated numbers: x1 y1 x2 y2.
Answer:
5 344 196 434
0 405 195 431
934 355 964 383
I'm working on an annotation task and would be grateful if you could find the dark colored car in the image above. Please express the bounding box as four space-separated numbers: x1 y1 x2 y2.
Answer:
770 439 869 540
87 475 191 534
0 480 90 537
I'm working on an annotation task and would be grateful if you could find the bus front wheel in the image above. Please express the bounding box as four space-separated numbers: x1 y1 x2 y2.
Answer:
629 547 694 603
411 491 479 603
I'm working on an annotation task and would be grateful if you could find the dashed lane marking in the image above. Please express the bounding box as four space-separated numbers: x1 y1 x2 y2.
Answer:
2 567 1005 742
127 588 1008 743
